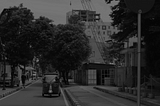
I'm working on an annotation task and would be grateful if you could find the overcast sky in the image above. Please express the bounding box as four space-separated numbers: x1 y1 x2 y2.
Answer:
0 0 118 25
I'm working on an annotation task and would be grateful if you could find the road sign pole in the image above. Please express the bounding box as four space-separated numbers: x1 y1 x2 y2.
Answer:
137 9 142 106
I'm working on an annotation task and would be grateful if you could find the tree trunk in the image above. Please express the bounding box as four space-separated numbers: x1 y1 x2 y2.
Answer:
23 64 26 74
11 65 15 87
62 71 65 84
65 71 69 85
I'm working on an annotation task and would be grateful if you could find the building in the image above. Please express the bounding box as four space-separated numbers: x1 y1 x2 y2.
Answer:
85 22 119 42
66 10 119 85
66 10 100 24
114 40 146 87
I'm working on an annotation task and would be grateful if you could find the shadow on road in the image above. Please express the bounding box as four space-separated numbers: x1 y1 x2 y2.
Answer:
30 82 42 87
21 88 34 91
62 83 78 88
34 95 60 98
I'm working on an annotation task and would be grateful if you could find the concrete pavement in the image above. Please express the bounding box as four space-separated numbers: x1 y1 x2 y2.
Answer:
94 86 160 106
0 78 36 99
64 83 160 106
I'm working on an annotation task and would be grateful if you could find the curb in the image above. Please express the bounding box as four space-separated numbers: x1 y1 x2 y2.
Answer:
64 89 81 106
94 87 160 106
0 80 34 99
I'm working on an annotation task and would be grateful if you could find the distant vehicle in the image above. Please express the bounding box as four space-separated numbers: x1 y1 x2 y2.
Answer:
32 71 37 80
42 73 61 97
0 73 20 87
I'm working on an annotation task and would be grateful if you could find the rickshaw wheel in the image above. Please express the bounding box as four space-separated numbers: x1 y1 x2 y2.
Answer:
42 93 44 97
58 92 61 96
49 94 52 97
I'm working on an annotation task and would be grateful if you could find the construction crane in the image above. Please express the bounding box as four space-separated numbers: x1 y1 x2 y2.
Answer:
80 0 107 63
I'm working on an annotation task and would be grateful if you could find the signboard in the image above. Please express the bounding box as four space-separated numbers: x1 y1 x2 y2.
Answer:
124 0 155 13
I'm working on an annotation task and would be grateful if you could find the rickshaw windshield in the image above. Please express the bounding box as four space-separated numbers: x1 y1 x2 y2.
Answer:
44 74 58 83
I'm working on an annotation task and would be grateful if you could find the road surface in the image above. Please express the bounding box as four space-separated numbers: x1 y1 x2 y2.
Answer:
0 80 70 106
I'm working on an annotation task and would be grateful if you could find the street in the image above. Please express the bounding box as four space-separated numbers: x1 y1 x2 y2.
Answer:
0 80 151 106
0 80 70 106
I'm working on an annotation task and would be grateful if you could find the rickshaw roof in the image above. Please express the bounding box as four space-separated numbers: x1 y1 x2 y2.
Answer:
44 72 58 75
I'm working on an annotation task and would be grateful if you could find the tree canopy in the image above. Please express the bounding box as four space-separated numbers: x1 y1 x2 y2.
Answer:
0 4 92 85
0 4 34 66
50 24 91 70
46 24 91 83
106 0 160 76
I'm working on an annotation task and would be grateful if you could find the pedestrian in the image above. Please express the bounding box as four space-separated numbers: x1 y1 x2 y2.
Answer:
21 74 26 88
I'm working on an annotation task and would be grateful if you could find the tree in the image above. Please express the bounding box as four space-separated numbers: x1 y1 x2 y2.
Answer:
0 4 34 87
104 40 124 66
22 16 55 73
68 14 85 27
49 24 91 84
106 0 160 76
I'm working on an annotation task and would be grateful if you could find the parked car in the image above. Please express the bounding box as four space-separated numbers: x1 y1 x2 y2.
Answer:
0 73 20 87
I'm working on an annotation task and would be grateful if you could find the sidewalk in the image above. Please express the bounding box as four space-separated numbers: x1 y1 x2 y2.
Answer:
94 86 160 106
64 83 160 106
0 78 35 99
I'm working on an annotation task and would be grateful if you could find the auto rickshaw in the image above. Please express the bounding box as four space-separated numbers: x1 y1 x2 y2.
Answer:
42 73 61 97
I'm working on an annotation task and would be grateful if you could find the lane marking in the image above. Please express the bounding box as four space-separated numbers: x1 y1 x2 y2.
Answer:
80 86 129 106
0 80 39 101
60 87 70 106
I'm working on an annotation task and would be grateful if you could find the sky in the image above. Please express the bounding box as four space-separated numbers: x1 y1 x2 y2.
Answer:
0 0 118 25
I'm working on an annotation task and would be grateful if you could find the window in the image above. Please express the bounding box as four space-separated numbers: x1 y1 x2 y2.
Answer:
108 26 110 29
88 70 96 84
98 26 100 29
103 31 105 35
98 31 100 35
107 31 111 36
102 25 106 30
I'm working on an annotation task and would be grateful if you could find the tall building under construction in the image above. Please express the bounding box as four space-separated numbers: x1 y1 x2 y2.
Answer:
66 10 100 24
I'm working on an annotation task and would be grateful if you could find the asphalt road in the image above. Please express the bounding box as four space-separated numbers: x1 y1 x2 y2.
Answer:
0 80 70 106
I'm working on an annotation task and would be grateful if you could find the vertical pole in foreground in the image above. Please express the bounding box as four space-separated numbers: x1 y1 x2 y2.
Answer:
137 9 142 106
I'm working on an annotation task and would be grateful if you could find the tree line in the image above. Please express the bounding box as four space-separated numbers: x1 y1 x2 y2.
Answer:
0 4 91 86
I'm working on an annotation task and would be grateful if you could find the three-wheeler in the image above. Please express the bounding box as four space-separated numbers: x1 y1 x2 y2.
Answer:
42 73 61 97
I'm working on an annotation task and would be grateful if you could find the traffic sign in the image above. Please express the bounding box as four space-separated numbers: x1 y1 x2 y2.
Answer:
124 0 155 13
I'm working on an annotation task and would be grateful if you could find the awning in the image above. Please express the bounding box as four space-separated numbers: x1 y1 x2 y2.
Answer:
19 65 35 71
